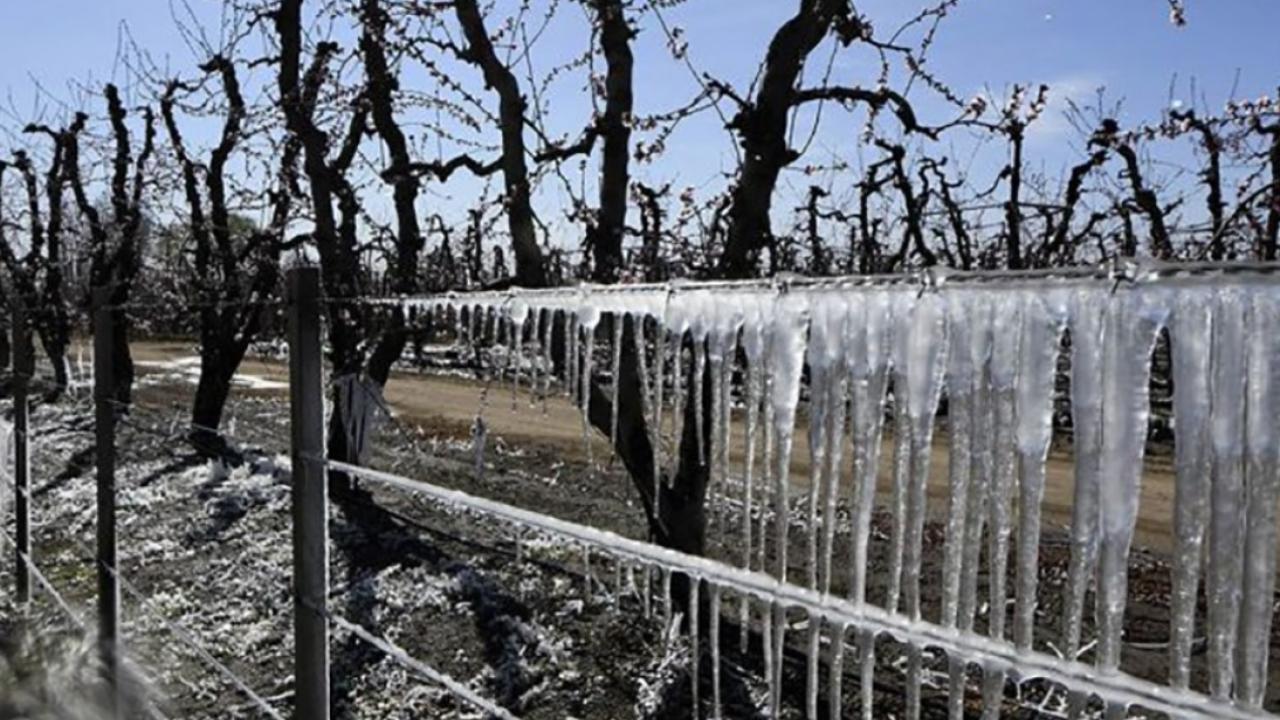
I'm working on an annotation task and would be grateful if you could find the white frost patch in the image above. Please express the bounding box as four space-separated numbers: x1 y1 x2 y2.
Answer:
137 356 287 391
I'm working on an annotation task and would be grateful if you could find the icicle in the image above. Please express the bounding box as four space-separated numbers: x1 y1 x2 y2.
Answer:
469 303 481 349
740 316 766 652
1236 289 1280 708
758 335 776 577
848 292 894 605
711 327 735 541
668 336 687 480
1167 289 1213 690
454 304 465 349
858 627 875 720
771 603 786 719
901 292 949 625
694 335 708 466
806 613 821 719
941 295 979 629
818 374 848 595
583 544 593 597
980 659 1004 720
906 643 922 720
987 293 1024 645
707 350 727 539
691 578 701 716
510 302 529 411
762 602 775 716
611 313 624 449
805 306 835 592
828 621 846 719
886 383 910 613
710 584 722 720
1012 295 1067 652
541 308 554 414
567 312 580 402
1061 288 1107 666
1095 289 1165 693
947 653 967 720
770 292 811 583
514 527 524 565
663 567 674 631
958 300 995 635
643 564 653 619
813 295 851 596
580 308 601 470
529 305 543 408
1206 289 1247 700
653 322 668 490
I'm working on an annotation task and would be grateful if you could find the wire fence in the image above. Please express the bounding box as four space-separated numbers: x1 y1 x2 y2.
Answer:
7 263 1280 718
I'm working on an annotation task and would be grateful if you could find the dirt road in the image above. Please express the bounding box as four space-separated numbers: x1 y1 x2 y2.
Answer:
129 340 1181 553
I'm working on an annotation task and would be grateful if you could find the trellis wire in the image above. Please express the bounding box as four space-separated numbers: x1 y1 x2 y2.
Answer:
320 457 1269 720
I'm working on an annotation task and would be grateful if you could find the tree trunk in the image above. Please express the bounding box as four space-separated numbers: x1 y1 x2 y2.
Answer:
581 315 711 615
454 0 548 288
191 350 237 456
589 0 634 283
719 0 845 278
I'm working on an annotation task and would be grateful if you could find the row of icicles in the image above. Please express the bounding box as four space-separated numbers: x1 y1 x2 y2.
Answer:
398 279 1280 719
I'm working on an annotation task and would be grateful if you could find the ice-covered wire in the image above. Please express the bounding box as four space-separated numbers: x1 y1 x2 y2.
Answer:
322 607 520 720
323 259 1280 308
319 456 1271 720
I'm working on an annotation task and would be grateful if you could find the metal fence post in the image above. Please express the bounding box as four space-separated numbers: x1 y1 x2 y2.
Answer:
288 266 328 720
12 301 32 603
92 286 121 715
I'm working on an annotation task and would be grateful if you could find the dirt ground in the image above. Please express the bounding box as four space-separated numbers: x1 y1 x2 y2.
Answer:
129 340 1183 553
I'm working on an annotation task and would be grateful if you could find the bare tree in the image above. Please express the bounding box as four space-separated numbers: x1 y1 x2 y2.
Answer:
0 120 73 398
161 53 301 455
63 85 157 405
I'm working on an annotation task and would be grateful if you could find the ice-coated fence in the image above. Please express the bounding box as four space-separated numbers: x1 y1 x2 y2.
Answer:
348 260 1280 718
6 262 1280 719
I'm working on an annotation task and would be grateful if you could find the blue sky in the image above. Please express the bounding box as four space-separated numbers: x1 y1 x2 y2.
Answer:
0 0 1276 240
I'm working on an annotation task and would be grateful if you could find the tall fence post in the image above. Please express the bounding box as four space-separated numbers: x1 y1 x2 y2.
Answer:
288 266 328 720
12 301 32 603
92 286 121 716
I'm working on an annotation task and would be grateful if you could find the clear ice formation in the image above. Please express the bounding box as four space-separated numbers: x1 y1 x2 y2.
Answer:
382 268 1280 719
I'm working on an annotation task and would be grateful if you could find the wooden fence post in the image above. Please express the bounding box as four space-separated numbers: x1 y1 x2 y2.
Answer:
288 266 328 720
92 286 121 716
12 301 32 603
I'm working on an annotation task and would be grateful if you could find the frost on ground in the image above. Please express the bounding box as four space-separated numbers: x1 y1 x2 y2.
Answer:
0 378 729 719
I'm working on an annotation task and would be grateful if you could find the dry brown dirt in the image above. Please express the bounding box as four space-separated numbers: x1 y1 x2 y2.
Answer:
129 339 1182 554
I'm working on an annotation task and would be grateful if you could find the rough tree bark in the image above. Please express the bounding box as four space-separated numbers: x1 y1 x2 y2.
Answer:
360 0 426 386
65 88 156 406
1098 120 1174 260
588 0 634 283
275 0 384 491
1258 118 1279 260
0 139 71 398
162 56 300 456
451 0 548 288
1004 121 1025 269
718 0 854 279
